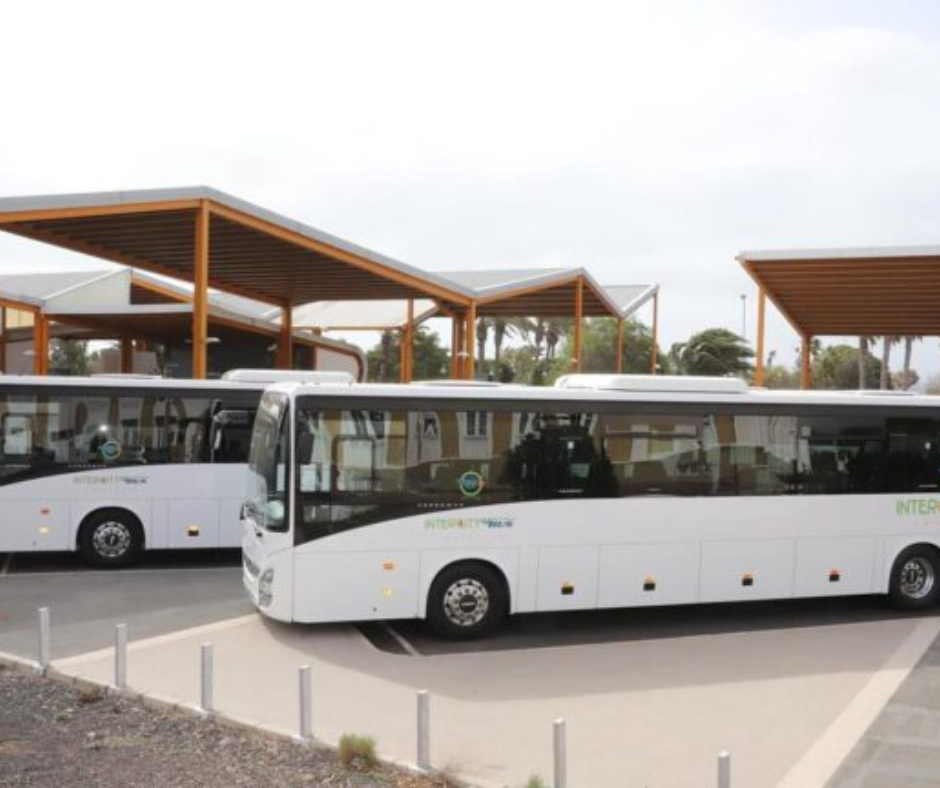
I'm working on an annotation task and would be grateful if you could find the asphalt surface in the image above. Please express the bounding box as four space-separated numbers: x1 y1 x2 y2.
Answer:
828 618 940 787
2 549 934 662
0 550 250 660
363 594 935 656
3 550 939 785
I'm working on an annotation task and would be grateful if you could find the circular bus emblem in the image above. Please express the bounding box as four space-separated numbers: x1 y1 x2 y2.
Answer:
458 471 484 498
99 440 122 462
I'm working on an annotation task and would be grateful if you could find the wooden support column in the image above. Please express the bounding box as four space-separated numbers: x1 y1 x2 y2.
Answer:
277 304 293 369
404 299 415 383
192 201 210 379
800 335 812 390
615 318 624 374
573 278 584 372
466 301 477 379
450 314 461 379
120 338 133 374
398 329 407 383
754 288 766 386
33 314 49 375
0 307 6 373
649 291 659 375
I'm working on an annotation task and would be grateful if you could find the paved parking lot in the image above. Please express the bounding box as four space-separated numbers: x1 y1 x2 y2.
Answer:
3 551 939 787
0 550 249 659
364 594 934 656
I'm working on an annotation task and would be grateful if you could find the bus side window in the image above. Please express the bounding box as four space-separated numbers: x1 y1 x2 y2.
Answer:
1 414 32 456
210 408 255 464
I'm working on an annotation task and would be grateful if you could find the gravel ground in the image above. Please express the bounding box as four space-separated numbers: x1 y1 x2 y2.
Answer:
0 664 455 788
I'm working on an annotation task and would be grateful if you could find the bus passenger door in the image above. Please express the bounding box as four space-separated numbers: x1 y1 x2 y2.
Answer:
210 408 255 546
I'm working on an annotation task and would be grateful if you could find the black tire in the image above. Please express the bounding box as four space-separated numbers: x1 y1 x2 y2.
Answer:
890 545 940 610
78 510 144 568
426 562 507 639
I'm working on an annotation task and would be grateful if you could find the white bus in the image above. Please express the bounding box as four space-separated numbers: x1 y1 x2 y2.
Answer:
0 371 352 566
242 374 940 637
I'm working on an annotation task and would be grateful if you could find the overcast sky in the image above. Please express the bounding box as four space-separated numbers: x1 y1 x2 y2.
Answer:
3 1 940 379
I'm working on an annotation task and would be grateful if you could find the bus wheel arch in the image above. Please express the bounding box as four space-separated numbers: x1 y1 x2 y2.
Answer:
77 508 145 568
425 560 510 640
889 543 940 610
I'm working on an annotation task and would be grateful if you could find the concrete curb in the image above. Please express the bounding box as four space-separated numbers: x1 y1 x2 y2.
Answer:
0 650 478 787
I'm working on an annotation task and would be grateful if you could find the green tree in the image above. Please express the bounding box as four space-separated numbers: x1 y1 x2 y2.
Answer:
669 328 753 377
49 339 90 376
576 318 664 374
366 326 449 382
813 344 882 389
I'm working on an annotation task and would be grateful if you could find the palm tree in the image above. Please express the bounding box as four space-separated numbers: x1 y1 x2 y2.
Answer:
669 328 754 377
880 336 899 390
901 336 920 389
476 318 489 375
857 336 873 390
531 318 547 361
492 318 530 363
545 318 572 360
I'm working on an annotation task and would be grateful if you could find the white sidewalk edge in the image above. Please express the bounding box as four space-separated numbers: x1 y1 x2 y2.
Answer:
777 615 940 788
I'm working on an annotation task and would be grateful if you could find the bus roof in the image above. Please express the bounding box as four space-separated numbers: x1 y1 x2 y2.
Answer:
272 375 940 410
0 374 267 393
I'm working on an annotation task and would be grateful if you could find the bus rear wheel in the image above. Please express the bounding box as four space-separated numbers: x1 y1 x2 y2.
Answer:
890 546 940 610
78 510 144 568
427 563 507 639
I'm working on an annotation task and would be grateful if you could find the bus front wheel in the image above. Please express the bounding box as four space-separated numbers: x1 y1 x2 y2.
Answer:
890 545 940 610
78 510 144 568
426 562 507 639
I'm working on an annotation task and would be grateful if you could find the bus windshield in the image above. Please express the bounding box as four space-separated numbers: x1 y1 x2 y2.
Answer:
246 391 289 531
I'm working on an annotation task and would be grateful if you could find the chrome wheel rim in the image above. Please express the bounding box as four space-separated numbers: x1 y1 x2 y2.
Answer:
900 557 935 600
92 521 132 559
442 578 489 627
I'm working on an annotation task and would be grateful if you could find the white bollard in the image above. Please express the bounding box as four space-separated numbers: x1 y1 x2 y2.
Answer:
37 607 50 672
718 750 731 788
199 643 214 715
416 689 431 772
297 665 312 742
113 623 127 690
553 718 567 788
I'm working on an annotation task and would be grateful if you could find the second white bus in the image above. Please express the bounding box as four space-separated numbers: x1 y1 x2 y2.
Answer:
242 374 940 637
0 371 353 566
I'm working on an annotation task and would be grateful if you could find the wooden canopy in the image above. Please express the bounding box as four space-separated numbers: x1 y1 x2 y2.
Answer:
0 188 473 377
739 246 940 388
0 187 658 381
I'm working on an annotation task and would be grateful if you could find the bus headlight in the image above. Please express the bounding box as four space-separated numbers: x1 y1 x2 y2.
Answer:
258 568 275 607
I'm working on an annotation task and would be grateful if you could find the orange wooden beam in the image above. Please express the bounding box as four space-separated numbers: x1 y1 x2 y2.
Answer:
192 201 209 379
450 315 461 379
573 278 583 373
0 307 6 373
120 337 133 374
33 315 49 375
800 335 812 390
466 302 477 379
402 298 415 383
